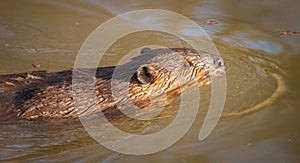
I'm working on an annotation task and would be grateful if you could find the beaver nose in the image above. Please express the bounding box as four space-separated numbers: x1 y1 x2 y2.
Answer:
213 56 224 68
211 56 226 77
218 60 223 67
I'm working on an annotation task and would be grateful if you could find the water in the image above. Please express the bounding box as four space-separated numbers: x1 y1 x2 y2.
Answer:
0 0 299 162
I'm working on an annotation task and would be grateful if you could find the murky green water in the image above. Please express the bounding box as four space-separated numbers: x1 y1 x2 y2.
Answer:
0 0 299 162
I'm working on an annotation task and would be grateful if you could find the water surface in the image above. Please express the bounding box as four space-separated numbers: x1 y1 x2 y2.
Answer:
0 0 299 162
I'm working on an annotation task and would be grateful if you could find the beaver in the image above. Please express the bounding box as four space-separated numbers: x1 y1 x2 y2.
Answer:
0 48 225 121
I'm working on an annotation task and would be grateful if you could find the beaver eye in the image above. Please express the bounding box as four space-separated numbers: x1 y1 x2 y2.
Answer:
183 61 190 68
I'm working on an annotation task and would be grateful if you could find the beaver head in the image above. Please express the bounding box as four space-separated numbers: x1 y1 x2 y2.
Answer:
111 48 226 108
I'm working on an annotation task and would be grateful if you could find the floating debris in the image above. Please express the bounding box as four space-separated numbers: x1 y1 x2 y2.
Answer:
279 30 299 36
204 19 218 25
31 64 41 68
5 81 15 86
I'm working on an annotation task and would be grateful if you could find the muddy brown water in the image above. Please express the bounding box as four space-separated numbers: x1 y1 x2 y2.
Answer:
0 0 299 162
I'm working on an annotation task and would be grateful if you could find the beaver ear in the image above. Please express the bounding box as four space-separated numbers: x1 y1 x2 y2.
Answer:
140 47 151 55
131 65 154 84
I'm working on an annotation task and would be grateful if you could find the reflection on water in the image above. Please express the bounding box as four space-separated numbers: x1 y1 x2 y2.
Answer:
0 0 299 162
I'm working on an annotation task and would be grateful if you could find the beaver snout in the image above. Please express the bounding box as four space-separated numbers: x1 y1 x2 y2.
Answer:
211 55 226 77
